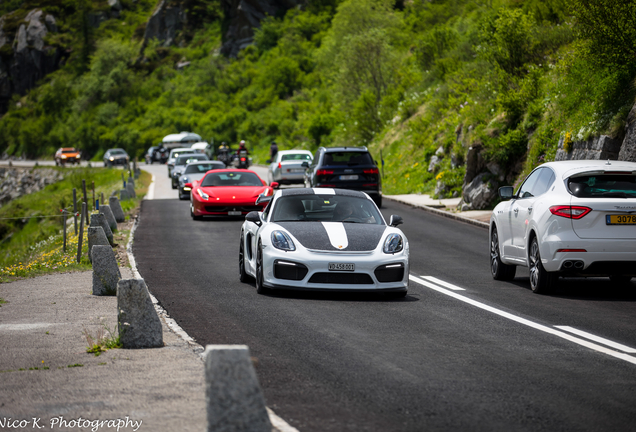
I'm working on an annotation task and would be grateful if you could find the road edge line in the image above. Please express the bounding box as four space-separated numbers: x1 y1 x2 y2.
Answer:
126 210 298 431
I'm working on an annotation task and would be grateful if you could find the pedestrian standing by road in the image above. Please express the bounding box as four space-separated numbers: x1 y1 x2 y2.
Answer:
269 141 279 163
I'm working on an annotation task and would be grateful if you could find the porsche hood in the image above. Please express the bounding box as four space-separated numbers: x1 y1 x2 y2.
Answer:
277 222 387 251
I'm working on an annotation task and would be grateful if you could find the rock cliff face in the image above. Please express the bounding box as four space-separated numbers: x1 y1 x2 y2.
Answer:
142 0 186 48
0 9 64 112
554 135 622 161
618 103 636 162
0 167 64 207
220 0 305 57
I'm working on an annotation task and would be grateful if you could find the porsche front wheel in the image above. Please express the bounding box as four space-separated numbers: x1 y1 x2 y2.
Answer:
239 234 250 283
255 241 268 294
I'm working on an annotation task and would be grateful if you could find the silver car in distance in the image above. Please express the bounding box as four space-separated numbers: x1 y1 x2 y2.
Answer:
239 188 409 296
490 160 636 294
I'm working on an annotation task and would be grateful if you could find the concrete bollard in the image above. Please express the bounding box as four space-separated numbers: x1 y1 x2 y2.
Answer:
109 196 125 222
91 245 121 296
120 189 130 201
90 213 114 246
117 279 163 349
87 226 110 263
126 182 136 198
204 345 272 432
127 176 135 187
100 205 118 232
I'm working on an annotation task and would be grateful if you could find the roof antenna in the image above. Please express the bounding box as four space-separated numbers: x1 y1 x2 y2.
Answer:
606 159 612 165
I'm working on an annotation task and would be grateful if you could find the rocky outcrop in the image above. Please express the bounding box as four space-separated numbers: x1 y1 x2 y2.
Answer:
142 0 185 47
618 103 636 162
0 167 64 207
555 134 621 161
220 0 305 57
0 9 64 112
461 172 499 211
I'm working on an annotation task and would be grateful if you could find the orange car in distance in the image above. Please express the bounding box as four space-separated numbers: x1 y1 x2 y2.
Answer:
54 147 81 166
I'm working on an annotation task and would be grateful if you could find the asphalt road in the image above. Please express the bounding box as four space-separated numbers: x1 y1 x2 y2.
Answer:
133 165 636 432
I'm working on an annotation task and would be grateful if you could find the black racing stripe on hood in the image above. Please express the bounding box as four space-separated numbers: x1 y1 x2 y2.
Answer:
343 224 386 251
277 222 387 251
277 222 335 250
281 189 316 196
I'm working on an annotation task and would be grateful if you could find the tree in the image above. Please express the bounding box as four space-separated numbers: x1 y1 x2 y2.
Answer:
572 0 636 70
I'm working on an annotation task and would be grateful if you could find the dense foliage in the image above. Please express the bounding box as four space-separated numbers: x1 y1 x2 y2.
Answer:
0 0 635 197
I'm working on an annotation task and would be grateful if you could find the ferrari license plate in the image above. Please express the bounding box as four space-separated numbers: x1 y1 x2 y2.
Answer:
329 263 355 271
228 211 242 216
339 175 358 181
606 214 636 225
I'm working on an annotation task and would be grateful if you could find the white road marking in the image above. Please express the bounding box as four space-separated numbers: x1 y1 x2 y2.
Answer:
410 275 636 365
321 222 348 250
145 174 156 200
421 275 466 291
555 326 636 353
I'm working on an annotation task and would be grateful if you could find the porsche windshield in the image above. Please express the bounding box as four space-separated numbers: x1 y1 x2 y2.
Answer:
272 195 383 224
201 172 262 187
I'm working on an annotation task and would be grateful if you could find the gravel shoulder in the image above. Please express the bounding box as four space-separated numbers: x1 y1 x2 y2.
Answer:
0 269 207 432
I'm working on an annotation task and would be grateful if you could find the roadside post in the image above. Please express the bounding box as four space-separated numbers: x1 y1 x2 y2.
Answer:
92 181 95 211
73 188 78 235
77 203 86 263
82 180 88 208
62 210 67 253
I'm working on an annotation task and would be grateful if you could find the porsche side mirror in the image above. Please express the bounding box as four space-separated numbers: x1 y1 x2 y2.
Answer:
245 211 262 226
255 194 273 205
270 181 279 189
185 182 192 188
498 186 514 200
389 215 403 227
301 161 309 168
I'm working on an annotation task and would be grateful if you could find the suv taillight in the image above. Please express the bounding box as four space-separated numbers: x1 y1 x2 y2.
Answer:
317 169 334 176
549 205 592 219
363 168 379 174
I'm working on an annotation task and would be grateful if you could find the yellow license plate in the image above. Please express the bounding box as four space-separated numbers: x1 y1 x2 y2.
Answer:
606 215 636 225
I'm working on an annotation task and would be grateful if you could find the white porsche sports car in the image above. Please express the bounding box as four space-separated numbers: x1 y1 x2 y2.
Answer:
239 188 409 296
490 160 636 294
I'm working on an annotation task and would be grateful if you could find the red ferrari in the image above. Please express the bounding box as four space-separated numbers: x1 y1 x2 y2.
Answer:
189 169 278 220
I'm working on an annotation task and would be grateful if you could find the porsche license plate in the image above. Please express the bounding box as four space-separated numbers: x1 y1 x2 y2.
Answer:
339 175 358 181
329 263 355 271
228 211 242 216
606 214 636 225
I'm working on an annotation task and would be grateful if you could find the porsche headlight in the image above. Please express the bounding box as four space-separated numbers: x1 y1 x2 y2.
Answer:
197 188 209 200
271 230 295 251
383 233 403 254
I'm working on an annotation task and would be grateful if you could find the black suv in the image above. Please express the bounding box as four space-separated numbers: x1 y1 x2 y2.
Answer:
303 146 382 207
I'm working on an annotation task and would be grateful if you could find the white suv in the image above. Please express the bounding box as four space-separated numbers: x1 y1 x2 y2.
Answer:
490 160 636 293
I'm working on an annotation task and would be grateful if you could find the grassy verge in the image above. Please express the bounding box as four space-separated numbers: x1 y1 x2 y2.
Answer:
0 167 151 283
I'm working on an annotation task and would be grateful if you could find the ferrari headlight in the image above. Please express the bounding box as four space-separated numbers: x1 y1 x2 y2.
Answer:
383 233 403 254
271 230 295 251
197 188 209 200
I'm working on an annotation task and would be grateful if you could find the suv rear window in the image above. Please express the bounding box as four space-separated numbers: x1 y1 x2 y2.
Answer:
323 152 374 166
568 174 636 198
